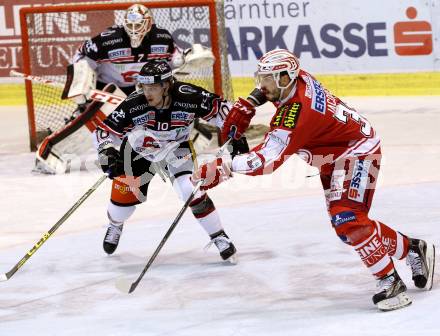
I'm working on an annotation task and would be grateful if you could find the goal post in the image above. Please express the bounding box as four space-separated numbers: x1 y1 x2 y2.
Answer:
19 0 232 151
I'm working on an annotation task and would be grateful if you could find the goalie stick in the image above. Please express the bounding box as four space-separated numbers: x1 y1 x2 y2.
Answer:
10 70 124 105
0 174 107 282
116 138 232 294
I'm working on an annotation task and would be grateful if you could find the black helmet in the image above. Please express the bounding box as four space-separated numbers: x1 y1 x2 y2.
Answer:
136 60 173 85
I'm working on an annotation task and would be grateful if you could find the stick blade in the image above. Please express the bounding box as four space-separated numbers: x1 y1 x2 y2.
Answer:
0 273 9 282
115 278 135 294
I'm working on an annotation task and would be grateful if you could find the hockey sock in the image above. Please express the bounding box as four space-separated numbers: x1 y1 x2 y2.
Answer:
107 203 136 224
353 228 395 278
190 194 223 235
375 221 409 260
196 210 223 236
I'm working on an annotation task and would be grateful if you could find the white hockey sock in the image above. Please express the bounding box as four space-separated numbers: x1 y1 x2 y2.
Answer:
107 203 136 225
197 210 223 236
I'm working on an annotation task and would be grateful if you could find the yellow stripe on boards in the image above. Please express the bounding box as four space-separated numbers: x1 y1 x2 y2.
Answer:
1 72 440 106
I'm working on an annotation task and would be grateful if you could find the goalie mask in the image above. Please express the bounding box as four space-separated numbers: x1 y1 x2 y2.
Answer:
123 4 153 48
136 60 174 108
255 49 300 100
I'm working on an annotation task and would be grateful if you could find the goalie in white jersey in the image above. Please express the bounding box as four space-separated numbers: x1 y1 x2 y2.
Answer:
67 3 183 101
36 4 214 174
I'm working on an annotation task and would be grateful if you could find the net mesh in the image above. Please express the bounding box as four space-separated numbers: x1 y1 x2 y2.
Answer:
22 0 232 149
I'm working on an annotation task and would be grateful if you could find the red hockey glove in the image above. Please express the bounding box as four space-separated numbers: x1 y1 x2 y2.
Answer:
192 157 232 191
221 98 255 142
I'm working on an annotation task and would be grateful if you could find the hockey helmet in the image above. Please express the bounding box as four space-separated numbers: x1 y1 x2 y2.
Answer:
256 49 300 90
123 4 153 48
136 60 173 85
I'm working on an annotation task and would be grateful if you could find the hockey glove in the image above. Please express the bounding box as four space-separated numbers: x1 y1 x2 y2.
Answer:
221 88 266 142
231 136 249 158
247 88 267 107
192 157 232 191
221 98 256 142
99 147 124 179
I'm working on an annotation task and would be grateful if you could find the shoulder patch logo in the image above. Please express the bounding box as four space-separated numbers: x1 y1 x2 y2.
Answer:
178 85 198 94
100 29 116 37
85 40 98 53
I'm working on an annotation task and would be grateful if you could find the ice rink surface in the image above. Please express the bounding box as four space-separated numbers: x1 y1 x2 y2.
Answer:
0 97 439 335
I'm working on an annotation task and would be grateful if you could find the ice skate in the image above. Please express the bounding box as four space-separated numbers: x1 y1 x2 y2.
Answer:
372 270 412 311
406 238 435 290
207 230 237 264
103 223 123 255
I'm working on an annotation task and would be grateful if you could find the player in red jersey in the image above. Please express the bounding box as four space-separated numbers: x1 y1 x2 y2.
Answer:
193 49 435 311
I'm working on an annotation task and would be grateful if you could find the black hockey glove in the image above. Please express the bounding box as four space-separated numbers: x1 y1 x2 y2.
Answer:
231 136 249 158
99 147 124 179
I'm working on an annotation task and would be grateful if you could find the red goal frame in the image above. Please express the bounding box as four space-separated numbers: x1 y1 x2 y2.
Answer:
20 0 223 151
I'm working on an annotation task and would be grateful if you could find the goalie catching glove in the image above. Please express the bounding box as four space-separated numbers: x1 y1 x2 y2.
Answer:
99 147 124 179
192 156 232 191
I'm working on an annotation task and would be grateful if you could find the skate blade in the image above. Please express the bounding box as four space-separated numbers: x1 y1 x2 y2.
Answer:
115 278 133 294
376 292 412 312
425 244 435 291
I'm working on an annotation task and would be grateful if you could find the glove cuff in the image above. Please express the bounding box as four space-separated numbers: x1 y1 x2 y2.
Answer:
247 88 267 106
237 97 256 113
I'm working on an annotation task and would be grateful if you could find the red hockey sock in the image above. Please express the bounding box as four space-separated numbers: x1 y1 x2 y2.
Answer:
353 228 395 278
375 221 409 260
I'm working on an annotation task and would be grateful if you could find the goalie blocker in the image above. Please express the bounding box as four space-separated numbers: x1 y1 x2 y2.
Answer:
35 83 126 174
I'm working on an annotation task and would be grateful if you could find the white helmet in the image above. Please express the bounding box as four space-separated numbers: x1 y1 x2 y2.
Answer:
256 49 300 92
123 4 153 48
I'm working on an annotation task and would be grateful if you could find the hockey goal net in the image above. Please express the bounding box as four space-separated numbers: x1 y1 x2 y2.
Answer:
20 0 233 151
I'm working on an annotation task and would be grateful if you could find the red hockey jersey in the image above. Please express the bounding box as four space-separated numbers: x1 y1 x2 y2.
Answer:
231 70 380 175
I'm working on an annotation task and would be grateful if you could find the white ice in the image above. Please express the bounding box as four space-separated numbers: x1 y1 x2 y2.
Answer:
0 97 439 335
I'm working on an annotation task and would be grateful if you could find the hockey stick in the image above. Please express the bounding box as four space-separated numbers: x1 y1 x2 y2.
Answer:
10 70 124 105
0 174 108 282
116 138 232 294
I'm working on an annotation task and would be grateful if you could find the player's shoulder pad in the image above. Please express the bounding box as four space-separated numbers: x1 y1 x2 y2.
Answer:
150 24 173 40
173 81 213 98
93 26 126 50
172 81 217 111
97 26 123 39
109 90 145 119
299 70 328 115
271 102 302 129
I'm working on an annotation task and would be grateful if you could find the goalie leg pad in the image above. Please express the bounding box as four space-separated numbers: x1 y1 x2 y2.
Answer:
34 84 126 174
62 59 97 105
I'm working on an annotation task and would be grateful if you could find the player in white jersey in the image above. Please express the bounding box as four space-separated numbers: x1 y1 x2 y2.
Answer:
94 60 248 261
